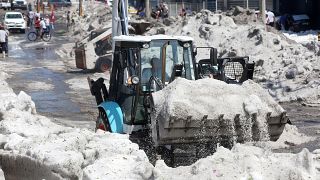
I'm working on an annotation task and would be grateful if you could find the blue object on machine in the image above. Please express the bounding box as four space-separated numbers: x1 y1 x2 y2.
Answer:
98 101 124 133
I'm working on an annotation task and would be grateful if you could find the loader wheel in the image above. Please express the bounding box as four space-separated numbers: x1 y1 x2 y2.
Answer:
95 57 112 73
96 109 111 132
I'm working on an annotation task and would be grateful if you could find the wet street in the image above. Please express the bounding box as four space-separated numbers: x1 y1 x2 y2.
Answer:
4 30 97 130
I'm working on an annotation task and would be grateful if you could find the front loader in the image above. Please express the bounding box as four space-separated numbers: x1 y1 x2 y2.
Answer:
88 35 289 166
87 0 289 167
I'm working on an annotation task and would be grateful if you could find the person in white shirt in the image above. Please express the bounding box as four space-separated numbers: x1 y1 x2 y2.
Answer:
266 11 275 27
40 17 47 38
28 11 34 27
44 15 50 30
0 26 8 58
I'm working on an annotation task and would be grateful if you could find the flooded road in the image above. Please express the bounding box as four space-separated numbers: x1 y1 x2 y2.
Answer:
5 32 97 130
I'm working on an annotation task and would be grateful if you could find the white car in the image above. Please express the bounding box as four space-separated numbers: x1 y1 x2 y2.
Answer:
4 12 26 33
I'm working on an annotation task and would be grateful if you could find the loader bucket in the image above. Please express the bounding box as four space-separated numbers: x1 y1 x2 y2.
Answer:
151 78 289 146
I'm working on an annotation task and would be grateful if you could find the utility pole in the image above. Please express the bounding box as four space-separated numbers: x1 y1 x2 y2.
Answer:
145 0 150 19
260 0 266 25
246 0 248 9
79 0 83 16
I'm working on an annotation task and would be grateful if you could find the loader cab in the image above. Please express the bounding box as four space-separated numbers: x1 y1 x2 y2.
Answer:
109 35 196 126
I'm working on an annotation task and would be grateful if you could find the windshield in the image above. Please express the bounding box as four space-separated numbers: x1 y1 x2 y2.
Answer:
6 14 23 19
140 39 194 90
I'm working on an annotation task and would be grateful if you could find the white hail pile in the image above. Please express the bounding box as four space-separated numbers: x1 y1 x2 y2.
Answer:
152 78 285 142
0 71 152 179
0 61 319 179
147 9 320 104
67 2 112 42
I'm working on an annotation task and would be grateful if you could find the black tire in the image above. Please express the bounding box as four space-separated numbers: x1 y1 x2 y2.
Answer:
96 108 111 132
95 57 112 72
42 32 51 42
20 29 25 34
27 32 37 41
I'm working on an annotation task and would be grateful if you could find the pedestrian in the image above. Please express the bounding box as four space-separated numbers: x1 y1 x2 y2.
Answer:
154 5 161 19
160 2 169 18
266 10 275 27
40 17 47 39
3 24 9 56
34 16 41 35
35 11 41 19
180 8 186 17
66 11 71 29
44 15 50 31
28 10 34 27
0 26 8 58
49 11 55 30
279 14 288 31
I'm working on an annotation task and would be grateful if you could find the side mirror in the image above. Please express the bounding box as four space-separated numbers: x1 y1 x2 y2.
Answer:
209 48 218 66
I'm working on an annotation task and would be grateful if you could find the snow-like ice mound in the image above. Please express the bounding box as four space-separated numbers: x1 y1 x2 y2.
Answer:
147 10 320 104
154 143 320 180
152 78 285 141
153 78 284 120
0 84 153 179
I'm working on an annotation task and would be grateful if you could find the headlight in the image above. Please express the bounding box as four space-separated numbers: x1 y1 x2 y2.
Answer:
5 21 9 24
127 76 140 85
131 76 140 85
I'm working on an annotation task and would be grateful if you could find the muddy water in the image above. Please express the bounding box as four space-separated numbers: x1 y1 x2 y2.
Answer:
6 32 96 130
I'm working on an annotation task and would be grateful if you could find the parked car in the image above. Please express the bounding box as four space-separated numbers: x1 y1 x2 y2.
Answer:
48 0 72 7
275 14 310 32
290 14 310 32
4 12 26 33
11 0 27 10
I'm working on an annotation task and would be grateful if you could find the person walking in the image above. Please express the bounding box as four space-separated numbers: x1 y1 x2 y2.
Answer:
0 26 8 58
28 10 35 27
44 15 50 31
3 25 9 57
49 10 55 31
66 11 71 29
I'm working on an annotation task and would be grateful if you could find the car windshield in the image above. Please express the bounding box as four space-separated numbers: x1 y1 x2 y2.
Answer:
6 14 22 19
140 39 194 88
